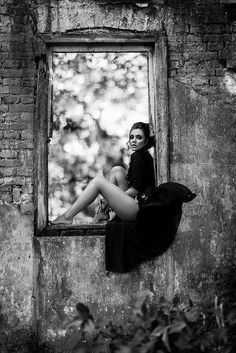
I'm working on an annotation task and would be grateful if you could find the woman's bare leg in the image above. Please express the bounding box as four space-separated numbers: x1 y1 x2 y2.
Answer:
51 175 138 224
92 166 129 223
109 166 129 190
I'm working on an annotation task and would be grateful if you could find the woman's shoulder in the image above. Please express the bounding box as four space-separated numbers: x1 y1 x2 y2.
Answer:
131 149 152 160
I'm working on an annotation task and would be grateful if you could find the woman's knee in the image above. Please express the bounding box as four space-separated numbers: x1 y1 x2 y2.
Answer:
110 166 126 178
92 175 106 187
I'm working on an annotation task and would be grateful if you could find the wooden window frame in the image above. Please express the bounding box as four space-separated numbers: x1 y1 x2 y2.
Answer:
35 29 169 237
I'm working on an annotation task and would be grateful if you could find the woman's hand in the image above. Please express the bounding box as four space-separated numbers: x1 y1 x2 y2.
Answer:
125 187 139 199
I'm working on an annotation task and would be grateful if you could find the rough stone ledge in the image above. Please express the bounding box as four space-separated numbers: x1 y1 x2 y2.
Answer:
38 224 106 237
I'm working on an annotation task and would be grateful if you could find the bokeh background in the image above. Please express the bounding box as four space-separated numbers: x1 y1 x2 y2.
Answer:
48 52 149 223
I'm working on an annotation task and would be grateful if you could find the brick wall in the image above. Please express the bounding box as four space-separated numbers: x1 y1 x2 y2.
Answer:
167 3 236 100
0 0 36 213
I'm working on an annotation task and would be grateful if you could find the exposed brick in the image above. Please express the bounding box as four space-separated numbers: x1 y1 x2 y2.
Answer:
198 67 216 76
0 176 27 185
0 6 7 15
174 23 190 34
10 24 28 34
9 52 34 60
0 104 8 112
215 67 224 75
0 86 9 94
203 34 230 43
2 60 15 69
191 76 210 86
3 131 20 139
10 86 34 95
0 42 10 51
0 185 12 192
10 42 28 52
21 77 36 87
0 69 24 78
169 52 184 61
218 51 231 60
3 78 21 86
21 130 33 140
21 112 33 122
0 168 17 177
0 159 23 167
0 122 10 130
0 140 10 149
0 193 12 203
210 77 219 85
8 103 34 113
170 60 180 69
2 112 21 121
189 25 206 34
0 150 18 158
9 122 29 130
0 52 9 60
183 51 218 61
2 95 19 104
17 167 34 176
205 24 227 34
169 34 202 44
20 201 34 214
19 96 34 104
21 69 36 77
19 150 34 164
22 185 33 194
13 186 21 202
208 43 225 51
225 43 236 51
10 140 34 149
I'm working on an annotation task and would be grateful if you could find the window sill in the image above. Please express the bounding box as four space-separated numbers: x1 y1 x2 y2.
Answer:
38 223 107 237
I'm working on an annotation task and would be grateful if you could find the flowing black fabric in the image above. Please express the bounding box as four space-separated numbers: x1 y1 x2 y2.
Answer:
105 182 197 273
126 149 155 196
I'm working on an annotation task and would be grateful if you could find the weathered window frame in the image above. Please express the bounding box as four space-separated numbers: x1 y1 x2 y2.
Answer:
35 29 168 237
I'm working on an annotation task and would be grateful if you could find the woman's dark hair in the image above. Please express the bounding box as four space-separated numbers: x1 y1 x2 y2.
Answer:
129 122 155 149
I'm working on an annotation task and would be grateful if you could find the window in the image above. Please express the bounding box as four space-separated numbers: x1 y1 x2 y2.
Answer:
35 29 168 236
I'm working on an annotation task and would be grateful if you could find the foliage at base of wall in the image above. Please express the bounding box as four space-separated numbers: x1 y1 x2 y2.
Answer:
0 262 235 353
60 262 236 353
0 328 46 353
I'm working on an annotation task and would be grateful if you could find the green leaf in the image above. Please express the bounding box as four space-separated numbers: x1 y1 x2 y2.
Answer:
169 321 186 334
162 327 171 352
151 325 166 337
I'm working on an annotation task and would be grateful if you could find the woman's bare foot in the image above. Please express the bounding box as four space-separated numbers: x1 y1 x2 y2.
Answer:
50 214 73 225
91 211 110 223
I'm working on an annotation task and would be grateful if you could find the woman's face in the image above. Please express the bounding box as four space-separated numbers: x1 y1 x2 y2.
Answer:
129 128 147 151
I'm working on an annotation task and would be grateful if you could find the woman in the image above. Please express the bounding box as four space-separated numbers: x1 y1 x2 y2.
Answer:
50 122 155 225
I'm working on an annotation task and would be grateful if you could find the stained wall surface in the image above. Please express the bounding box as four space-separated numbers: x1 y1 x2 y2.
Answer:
0 0 235 349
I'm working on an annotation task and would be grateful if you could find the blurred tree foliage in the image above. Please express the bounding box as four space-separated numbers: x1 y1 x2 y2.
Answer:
49 52 148 223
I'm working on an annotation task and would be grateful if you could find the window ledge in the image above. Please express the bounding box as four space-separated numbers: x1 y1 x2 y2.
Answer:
38 224 107 237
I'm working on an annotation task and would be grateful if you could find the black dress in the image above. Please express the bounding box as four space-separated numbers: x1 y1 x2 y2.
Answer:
105 181 197 273
125 149 155 206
